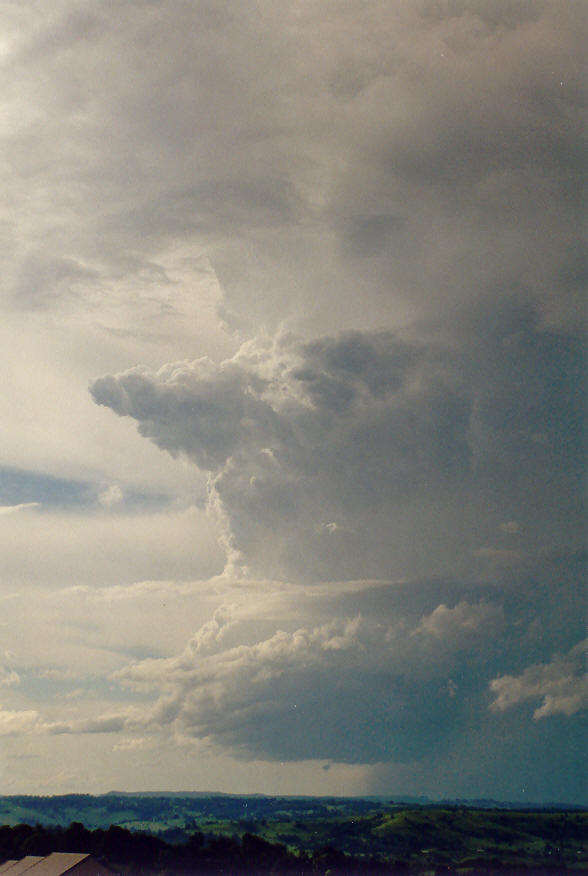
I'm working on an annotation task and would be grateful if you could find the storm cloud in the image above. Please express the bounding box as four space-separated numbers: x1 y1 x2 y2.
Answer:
92 323 584 584
114 597 503 764
2 0 585 799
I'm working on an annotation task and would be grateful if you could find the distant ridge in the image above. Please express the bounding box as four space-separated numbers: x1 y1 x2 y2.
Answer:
4 791 584 809
102 791 429 803
99 792 585 809
103 790 233 798
439 797 586 811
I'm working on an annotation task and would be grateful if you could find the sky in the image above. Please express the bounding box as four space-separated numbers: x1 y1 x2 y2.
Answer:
0 0 586 802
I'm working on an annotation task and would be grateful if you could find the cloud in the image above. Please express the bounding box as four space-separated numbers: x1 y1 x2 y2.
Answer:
91 330 470 580
46 713 130 735
489 639 588 719
0 505 224 590
0 502 41 516
0 667 20 688
0 704 134 738
412 601 504 646
111 591 505 763
92 323 584 583
0 707 40 736
3 560 584 796
113 736 155 752
98 484 123 508
2 0 585 798
3 0 583 346
65 579 211 603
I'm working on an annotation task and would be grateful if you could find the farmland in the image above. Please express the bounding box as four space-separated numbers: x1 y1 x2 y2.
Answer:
0 794 586 872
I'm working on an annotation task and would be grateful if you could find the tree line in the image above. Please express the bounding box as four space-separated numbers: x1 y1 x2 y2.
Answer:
0 820 406 875
0 819 581 875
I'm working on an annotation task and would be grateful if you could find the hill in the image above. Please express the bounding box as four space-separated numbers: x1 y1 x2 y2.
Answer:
0 794 586 873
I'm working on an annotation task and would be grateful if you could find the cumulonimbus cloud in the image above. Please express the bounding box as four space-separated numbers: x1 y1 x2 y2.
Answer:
91 324 583 584
89 313 584 769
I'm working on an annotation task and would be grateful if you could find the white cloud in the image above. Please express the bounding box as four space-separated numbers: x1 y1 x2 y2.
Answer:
0 502 41 516
0 706 139 739
0 707 39 736
98 484 123 508
0 667 20 688
71 579 212 602
489 640 588 719
412 601 504 645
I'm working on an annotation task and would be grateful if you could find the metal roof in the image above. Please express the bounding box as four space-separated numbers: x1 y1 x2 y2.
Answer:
0 860 44 875
16 855 90 876
0 854 116 876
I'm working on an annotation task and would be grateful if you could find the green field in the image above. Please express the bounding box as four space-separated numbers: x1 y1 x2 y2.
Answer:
0 793 586 872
